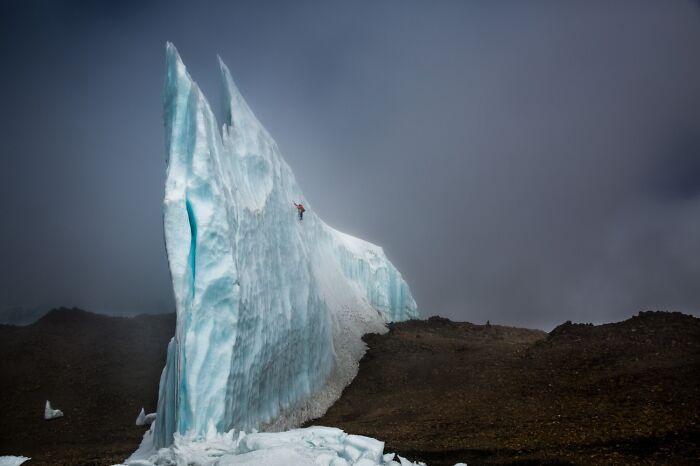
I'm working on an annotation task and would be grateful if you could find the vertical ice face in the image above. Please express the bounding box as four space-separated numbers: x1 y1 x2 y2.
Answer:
154 43 418 447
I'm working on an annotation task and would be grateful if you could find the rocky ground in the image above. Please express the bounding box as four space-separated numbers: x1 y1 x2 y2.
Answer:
0 308 698 465
0 308 174 465
310 312 700 466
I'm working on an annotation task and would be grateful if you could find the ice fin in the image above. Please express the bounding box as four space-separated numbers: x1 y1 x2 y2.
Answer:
151 44 418 448
44 400 63 420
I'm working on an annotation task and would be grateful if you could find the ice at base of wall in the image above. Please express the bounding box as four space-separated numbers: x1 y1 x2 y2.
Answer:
119 426 438 466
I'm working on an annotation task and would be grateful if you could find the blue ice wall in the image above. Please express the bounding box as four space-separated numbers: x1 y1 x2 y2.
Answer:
153 43 418 447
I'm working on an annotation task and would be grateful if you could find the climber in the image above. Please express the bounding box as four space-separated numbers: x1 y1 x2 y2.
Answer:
293 201 306 221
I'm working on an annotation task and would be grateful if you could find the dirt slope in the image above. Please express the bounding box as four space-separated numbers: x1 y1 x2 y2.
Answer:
0 308 174 465
308 312 700 466
1 309 698 465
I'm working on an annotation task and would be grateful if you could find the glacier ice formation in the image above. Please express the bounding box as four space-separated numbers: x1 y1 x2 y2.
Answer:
123 426 427 466
44 400 63 420
0 457 31 466
136 408 157 426
149 43 418 449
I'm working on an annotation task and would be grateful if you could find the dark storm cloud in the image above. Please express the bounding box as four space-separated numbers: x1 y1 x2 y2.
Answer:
1 0 698 329
650 129 700 201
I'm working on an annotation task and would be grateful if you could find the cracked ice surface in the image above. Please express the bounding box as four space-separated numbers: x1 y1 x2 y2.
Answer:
150 43 418 450
122 427 426 466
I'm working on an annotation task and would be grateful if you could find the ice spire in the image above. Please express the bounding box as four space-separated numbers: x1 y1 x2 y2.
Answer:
151 43 417 448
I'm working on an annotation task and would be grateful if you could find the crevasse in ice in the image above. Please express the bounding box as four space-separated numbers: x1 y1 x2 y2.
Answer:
152 43 418 448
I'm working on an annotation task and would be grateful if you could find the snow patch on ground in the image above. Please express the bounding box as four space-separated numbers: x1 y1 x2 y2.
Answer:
0 457 30 466
44 400 63 420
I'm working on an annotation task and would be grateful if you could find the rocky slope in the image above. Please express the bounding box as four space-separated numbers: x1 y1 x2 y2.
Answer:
0 309 698 465
0 308 175 465
309 312 700 465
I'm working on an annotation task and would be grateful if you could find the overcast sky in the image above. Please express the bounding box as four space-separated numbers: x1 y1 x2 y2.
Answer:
1 0 699 329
